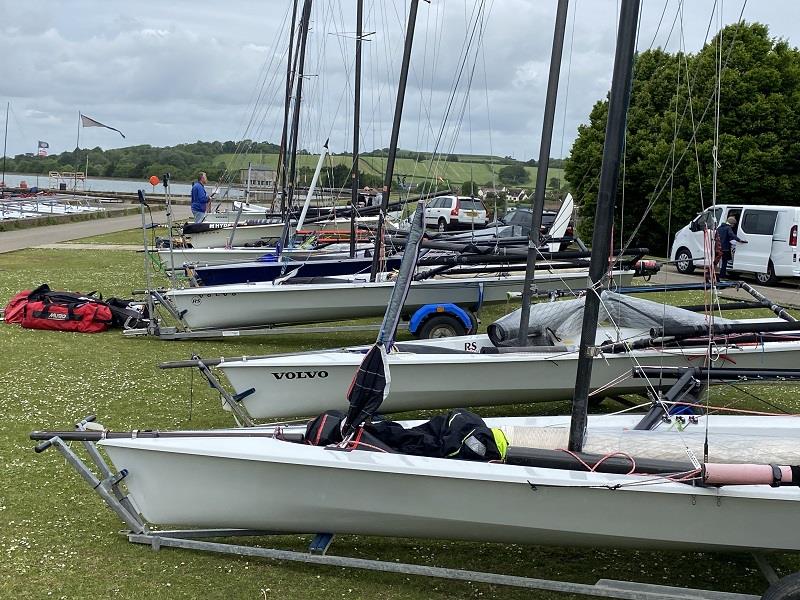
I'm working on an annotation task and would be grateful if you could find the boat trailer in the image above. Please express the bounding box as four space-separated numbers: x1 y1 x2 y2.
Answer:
32 413 800 600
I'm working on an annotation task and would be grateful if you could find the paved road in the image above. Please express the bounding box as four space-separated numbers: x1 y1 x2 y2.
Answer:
0 205 191 254
647 267 800 309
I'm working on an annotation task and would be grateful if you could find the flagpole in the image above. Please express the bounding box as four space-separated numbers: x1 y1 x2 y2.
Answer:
1 101 8 198
74 112 81 191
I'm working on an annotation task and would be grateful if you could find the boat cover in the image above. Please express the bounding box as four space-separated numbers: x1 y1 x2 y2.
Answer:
488 290 732 346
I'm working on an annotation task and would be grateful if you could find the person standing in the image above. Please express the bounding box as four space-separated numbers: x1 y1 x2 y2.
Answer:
716 215 747 279
191 172 211 223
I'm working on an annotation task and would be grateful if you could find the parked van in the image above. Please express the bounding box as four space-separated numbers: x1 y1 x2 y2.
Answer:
670 204 800 284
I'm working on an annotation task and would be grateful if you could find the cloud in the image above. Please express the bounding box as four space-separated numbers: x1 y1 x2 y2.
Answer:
1 0 799 160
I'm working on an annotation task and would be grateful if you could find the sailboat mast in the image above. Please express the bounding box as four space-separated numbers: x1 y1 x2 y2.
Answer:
569 0 640 452
516 0 570 345
369 0 420 281
281 0 313 251
350 0 364 258
277 0 300 215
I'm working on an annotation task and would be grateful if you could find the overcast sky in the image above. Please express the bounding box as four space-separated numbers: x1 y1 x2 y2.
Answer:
1 0 799 161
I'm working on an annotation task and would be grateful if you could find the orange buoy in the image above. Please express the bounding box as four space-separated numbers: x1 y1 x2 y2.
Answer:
149 175 160 186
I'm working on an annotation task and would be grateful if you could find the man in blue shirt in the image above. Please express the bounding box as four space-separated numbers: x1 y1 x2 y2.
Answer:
191 172 211 223
716 215 747 279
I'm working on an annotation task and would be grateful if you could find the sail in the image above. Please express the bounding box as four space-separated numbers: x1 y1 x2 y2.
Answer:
343 203 425 433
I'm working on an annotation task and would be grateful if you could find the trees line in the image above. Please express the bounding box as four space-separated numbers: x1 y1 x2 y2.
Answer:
565 22 800 253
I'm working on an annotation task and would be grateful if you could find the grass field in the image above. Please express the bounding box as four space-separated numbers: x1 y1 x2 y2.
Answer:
216 153 565 189
1 235 799 599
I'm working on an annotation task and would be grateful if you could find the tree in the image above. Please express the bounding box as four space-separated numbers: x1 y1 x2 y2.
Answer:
549 177 561 190
498 164 529 184
566 22 800 253
447 154 459 162
461 180 478 196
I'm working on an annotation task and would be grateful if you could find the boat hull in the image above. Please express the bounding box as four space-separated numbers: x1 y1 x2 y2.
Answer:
157 245 374 269
193 256 403 285
220 335 800 418
186 223 286 248
166 271 634 330
100 414 800 553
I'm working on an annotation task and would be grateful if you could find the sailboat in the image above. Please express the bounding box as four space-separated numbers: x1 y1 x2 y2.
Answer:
30 2 800 597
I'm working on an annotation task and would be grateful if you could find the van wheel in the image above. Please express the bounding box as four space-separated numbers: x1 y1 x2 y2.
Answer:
756 261 778 285
675 247 695 274
418 315 467 339
437 218 447 232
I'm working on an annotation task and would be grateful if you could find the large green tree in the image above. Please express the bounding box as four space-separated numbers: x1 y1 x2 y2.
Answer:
565 23 800 254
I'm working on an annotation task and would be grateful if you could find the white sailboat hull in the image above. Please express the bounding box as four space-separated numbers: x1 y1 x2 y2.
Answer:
100 414 800 552
186 223 286 248
166 270 634 330
219 328 800 418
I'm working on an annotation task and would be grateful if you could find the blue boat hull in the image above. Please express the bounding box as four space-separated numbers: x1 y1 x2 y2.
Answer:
192 256 403 286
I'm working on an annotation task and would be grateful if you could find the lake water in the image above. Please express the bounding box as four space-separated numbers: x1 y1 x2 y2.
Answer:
0 172 244 198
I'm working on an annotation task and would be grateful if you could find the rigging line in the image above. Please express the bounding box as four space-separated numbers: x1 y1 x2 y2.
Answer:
220 28 291 185
723 382 794 415
660 47 683 391
606 399 657 416
704 0 727 462
679 4 707 214
479 24 496 191
646 0 672 51
558 0 578 160
616 0 739 244
422 1 489 187
595 0 704 222
610 0 748 270
431 4 485 179
231 8 293 157
669 398 800 418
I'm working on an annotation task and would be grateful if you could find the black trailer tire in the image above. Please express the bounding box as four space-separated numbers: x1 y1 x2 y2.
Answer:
762 573 800 600
675 247 695 274
437 218 448 232
418 314 467 339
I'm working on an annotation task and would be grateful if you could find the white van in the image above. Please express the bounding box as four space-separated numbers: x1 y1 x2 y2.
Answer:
670 204 800 284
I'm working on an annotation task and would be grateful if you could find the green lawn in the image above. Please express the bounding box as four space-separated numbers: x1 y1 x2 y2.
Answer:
216 153 565 189
1 234 798 599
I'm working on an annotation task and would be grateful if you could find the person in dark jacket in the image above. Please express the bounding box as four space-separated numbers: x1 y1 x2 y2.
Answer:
716 215 747 279
190 172 211 223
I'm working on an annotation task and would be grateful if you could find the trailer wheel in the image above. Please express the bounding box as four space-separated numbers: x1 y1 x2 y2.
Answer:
437 218 448 232
761 572 800 600
418 315 467 339
675 247 695 274
756 261 778 286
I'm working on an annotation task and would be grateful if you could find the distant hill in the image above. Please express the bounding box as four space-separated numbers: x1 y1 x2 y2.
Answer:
2 140 566 190
215 152 566 190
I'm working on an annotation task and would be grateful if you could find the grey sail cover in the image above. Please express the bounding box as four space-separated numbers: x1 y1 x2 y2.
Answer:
488 290 731 346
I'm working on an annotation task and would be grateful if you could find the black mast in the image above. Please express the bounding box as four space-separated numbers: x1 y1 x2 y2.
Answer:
569 0 640 452
517 0 570 345
277 0 300 214
350 0 364 258
280 0 313 252
369 0 420 281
